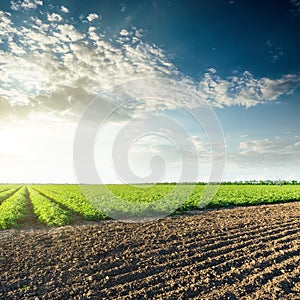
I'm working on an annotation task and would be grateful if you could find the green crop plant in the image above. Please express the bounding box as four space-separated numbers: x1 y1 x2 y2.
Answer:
0 187 28 229
28 187 73 226
0 183 299 229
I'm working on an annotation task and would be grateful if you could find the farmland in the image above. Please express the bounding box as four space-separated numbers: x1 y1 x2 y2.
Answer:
1 183 299 299
0 183 300 229
1 200 299 299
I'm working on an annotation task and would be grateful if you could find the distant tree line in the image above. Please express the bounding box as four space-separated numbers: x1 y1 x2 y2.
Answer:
205 180 300 185
161 180 300 185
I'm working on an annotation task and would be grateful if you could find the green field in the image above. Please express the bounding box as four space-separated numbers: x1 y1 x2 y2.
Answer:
0 183 300 229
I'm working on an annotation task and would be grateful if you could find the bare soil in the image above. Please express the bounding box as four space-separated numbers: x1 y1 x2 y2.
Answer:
1 201 299 299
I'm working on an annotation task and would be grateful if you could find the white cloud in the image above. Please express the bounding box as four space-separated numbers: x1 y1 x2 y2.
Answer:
60 6 69 13
8 41 26 55
239 137 300 155
0 11 17 36
47 13 63 22
0 11 182 123
54 24 85 42
87 13 99 22
222 136 300 173
1 3 300 120
120 29 129 36
188 136 210 153
11 0 43 11
221 136 300 181
199 69 300 108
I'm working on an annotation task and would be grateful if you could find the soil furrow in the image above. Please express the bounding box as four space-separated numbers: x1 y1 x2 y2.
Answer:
249 270 300 299
95 224 297 274
207 253 300 299
98 228 299 295
1 201 299 299
82 220 299 279
111 218 299 262
135 245 300 300
15 187 46 229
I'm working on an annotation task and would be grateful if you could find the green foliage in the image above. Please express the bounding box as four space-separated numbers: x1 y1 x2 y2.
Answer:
0 187 28 229
81 184 194 218
32 185 106 220
31 184 300 219
0 186 22 205
206 185 300 207
28 187 73 226
1 183 300 229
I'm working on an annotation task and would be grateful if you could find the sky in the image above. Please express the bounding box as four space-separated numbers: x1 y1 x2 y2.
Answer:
0 0 300 183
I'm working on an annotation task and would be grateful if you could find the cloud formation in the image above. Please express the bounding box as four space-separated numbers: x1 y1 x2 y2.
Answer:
226 136 300 167
60 6 69 13
11 0 43 11
0 1 300 123
239 136 300 156
0 5 180 121
47 12 63 22
87 13 100 22
200 69 300 108
218 135 300 181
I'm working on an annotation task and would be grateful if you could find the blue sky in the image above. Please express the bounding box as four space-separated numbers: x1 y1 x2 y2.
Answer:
0 0 300 183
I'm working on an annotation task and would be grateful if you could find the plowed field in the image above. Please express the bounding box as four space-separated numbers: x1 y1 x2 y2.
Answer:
1 201 299 299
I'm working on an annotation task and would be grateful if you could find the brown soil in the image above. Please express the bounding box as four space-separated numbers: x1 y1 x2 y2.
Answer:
1 201 299 299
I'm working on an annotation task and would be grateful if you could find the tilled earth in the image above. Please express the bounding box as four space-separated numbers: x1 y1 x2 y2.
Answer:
0 201 299 300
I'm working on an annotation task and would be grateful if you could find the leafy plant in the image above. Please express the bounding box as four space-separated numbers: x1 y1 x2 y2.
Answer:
0 187 28 229
28 187 73 226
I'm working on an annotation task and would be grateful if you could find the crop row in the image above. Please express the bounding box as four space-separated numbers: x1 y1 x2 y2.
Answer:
28 187 73 226
180 184 300 210
32 185 106 220
0 187 28 229
35 184 191 218
0 186 21 205
31 184 300 219
0 184 300 229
